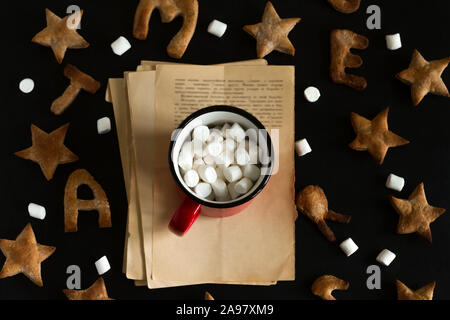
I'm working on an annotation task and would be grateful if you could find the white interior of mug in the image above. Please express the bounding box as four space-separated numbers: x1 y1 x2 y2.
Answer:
171 110 271 206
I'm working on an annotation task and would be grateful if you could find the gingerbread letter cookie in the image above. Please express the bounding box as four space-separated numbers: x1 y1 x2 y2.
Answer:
311 275 349 300
328 0 361 14
330 29 369 91
133 0 199 59
64 169 112 233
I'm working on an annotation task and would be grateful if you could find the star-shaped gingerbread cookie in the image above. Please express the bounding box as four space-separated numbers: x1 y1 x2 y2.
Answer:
14 123 79 181
63 277 113 300
389 183 445 243
243 1 301 58
396 280 436 300
349 107 409 165
0 223 56 287
32 9 89 64
396 49 450 106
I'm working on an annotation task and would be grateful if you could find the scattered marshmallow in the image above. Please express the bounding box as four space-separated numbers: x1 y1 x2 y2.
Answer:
19 78 35 93
386 173 405 192
227 182 240 200
211 179 229 200
193 125 210 142
295 139 312 157
111 36 131 56
184 170 200 188
28 203 46 220
243 164 261 182
97 117 111 135
197 165 217 184
194 182 212 198
385 33 402 50
95 256 111 275
304 86 321 103
207 19 227 38
234 177 254 195
376 249 396 266
339 238 359 257
223 165 243 183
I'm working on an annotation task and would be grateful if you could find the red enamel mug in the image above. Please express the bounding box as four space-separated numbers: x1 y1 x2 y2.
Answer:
168 105 274 236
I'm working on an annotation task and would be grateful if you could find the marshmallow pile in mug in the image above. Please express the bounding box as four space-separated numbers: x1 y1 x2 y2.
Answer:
178 123 263 201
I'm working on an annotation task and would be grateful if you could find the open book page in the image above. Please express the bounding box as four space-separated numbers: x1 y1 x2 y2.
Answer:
151 65 296 282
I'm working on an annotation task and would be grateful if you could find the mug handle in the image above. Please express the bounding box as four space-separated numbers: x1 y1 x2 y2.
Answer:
168 196 202 236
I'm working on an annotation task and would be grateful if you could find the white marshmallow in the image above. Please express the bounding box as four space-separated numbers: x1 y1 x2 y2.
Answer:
339 238 359 257
215 165 225 180
178 151 193 171
206 140 223 157
197 165 217 183
28 203 46 220
192 125 210 142
221 123 231 137
191 139 204 158
193 157 205 170
228 123 246 142
235 148 250 166
295 139 312 157
181 141 194 158
223 165 243 183
95 256 111 275
304 86 321 102
97 117 111 135
111 36 131 56
207 19 227 38
223 138 236 153
184 170 200 188
243 164 261 182
19 78 35 93
215 150 234 167
227 182 240 200
386 173 405 192
194 182 212 198
376 249 396 266
386 33 402 50
211 179 229 200
207 129 224 143
203 154 216 166
234 177 253 195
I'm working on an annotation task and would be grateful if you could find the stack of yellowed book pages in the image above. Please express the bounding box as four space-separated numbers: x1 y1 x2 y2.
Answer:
105 59 297 289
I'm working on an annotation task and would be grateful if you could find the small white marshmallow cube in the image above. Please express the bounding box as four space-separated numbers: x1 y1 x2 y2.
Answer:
184 170 200 188
235 148 250 166
234 177 253 195
215 164 225 180
223 165 243 183
376 249 396 266
193 125 210 143
178 151 193 171
386 33 402 50
206 140 223 157
95 256 111 275
223 139 236 153
19 78 35 93
243 164 261 182
295 139 312 157
304 86 321 103
207 19 227 38
215 151 234 167
386 174 405 192
28 203 46 220
229 123 246 142
211 179 229 200
194 182 212 198
111 36 132 56
197 165 217 183
97 117 111 135
221 123 231 137
227 182 240 200
339 238 359 257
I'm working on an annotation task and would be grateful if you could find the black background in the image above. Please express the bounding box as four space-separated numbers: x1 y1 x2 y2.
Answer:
0 0 449 300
